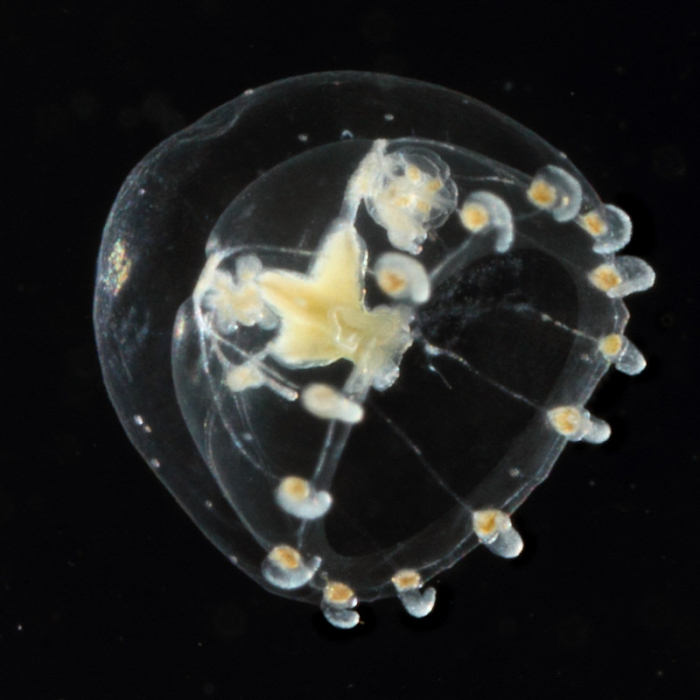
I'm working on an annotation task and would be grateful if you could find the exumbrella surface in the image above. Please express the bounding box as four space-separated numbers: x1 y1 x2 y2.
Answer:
94 72 654 629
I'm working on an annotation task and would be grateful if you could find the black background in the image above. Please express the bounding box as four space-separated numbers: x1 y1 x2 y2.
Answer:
4 1 699 698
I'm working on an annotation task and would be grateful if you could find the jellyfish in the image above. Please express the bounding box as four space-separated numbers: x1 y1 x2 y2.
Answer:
94 72 654 629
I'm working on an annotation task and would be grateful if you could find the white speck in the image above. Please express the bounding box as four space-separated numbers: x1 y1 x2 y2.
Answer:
341 129 354 139
133 415 152 433
149 458 161 469
384 113 394 121
298 133 309 142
